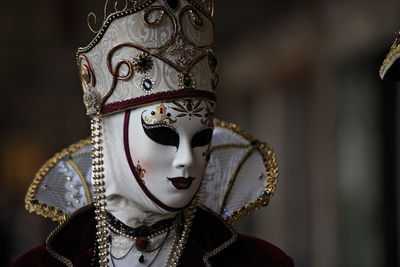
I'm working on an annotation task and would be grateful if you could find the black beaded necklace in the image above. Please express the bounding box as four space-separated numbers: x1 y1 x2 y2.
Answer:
106 212 175 239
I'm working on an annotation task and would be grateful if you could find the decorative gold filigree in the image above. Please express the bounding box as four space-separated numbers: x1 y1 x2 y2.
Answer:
78 55 96 92
87 0 152 34
142 5 168 28
168 34 200 68
144 104 177 124
85 0 214 35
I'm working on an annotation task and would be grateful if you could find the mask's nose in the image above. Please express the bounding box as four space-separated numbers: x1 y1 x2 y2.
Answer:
172 137 194 170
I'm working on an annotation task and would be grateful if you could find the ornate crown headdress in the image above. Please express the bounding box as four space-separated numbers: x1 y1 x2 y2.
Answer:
77 0 217 117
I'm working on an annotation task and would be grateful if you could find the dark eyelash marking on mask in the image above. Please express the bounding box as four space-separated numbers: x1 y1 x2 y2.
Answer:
141 115 179 148
191 127 213 148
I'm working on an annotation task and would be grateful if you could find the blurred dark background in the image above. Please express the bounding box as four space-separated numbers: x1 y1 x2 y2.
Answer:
2 1 400 266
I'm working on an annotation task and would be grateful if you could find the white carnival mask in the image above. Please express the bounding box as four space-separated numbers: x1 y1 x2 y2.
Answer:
103 99 214 220
127 99 214 210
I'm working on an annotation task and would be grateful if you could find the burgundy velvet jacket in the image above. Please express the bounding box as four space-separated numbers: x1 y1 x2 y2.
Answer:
14 205 294 267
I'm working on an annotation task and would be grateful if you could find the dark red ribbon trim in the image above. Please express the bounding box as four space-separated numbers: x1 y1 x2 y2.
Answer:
103 89 216 115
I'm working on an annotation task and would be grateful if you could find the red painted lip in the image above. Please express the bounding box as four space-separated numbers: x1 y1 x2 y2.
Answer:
167 177 195 190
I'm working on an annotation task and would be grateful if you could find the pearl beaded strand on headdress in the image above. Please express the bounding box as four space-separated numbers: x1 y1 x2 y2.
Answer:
91 115 110 267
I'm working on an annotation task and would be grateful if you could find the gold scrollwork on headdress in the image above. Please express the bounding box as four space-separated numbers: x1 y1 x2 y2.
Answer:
142 5 169 28
99 3 214 106
86 0 214 35
168 35 198 68
87 0 153 34
78 55 100 115
78 55 96 93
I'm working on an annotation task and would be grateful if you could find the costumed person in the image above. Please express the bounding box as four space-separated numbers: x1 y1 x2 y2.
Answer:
14 0 294 266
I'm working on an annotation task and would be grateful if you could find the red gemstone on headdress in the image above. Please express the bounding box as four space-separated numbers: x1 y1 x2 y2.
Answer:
136 237 149 250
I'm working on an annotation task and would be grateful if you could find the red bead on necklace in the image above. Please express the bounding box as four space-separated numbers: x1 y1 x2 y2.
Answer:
136 237 149 251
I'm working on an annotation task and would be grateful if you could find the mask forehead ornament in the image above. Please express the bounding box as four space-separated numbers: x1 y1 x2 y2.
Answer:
77 1 216 266
143 103 177 124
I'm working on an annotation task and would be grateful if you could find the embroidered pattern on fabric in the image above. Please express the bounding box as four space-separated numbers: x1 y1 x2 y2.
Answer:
168 35 201 68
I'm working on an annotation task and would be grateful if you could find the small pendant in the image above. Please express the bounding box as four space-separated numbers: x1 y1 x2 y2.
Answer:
139 254 144 263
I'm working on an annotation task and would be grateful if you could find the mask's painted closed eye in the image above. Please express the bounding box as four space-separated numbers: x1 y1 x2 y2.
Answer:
141 117 179 148
191 128 213 148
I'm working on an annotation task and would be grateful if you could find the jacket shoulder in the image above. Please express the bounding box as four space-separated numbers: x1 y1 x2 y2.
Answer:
13 205 96 267
189 205 294 267
12 245 62 267
234 234 294 267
